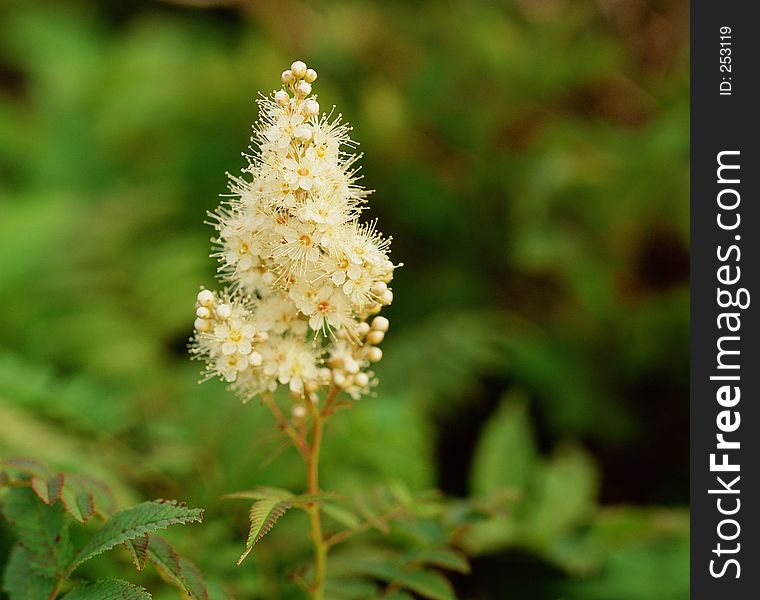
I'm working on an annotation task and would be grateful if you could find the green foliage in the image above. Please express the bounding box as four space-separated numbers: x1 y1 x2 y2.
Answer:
0 460 213 600
62 580 151 600
1 487 73 579
146 536 209 600
328 548 458 600
2 545 57 600
66 500 203 576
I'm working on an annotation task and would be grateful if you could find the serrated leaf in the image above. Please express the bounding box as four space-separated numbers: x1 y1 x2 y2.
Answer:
237 499 291 565
1 544 57 600
147 535 209 600
376 568 455 600
321 502 361 529
60 486 95 525
62 579 151 599
30 473 65 505
62 473 116 519
222 486 294 501
407 548 470 574
124 534 150 570
66 500 204 576
1 487 72 578
0 457 51 480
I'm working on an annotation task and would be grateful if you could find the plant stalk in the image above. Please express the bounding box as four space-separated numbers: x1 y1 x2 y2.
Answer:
306 394 328 600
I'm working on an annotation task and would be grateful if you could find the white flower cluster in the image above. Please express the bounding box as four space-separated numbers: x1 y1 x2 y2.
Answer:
191 60 396 402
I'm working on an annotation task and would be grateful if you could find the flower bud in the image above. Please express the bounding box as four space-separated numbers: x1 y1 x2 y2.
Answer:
357 321 371 337
196 306 211 319
379 289 393 305
354 372 369 388
366 330 385 345
333 370 346 386
295 80 312 96
367 346 383 362
371 316 389 332
304 68 318 83
197 289 214 306
194 318 211 332
292 404 307 419
216 303 232 319
274 90 289 106
281 69 294 84
250 351 262 366
345 359 360 374
291 61 307 78
304 99 320 117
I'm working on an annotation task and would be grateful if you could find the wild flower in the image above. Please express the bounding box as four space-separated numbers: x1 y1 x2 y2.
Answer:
190 60 396 403
189 61 398 599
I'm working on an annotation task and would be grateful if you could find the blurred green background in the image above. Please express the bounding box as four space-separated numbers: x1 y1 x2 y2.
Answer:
0 0 689 598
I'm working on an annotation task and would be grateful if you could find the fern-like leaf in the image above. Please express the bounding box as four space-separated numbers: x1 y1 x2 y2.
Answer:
62 579 151 599
1 544 57 600
65 500 203 576
1 487 72 578
237 499 291 565
147 535 209 600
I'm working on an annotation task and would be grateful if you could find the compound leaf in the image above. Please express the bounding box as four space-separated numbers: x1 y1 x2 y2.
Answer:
62 579 151 600
66 500 203 576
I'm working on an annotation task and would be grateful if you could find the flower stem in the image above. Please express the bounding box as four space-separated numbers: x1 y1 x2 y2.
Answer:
306 411 326 600
305 385 340 599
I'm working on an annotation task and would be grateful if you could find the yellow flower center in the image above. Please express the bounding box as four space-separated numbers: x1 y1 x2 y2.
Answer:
297 166 310 177
299 234 312 246
229 330 242 342
317 300 331 314
316 145 327 158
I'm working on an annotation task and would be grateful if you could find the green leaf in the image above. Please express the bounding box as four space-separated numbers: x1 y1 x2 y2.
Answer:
60 486 95 525
147 535 209 600
222 486 293 502
378 568 456 600
223 486 336 507
237 499 291 565
30 473 65 505
0 458 51 481
470 395 536 495
2 545 57 600
124 534 149 571
0 458 115 523
1 487 72 578
321 502 361 529
65 500 203 576
324 577 380 599
62 579 151 599
407 548 470 574
60 473 116 520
